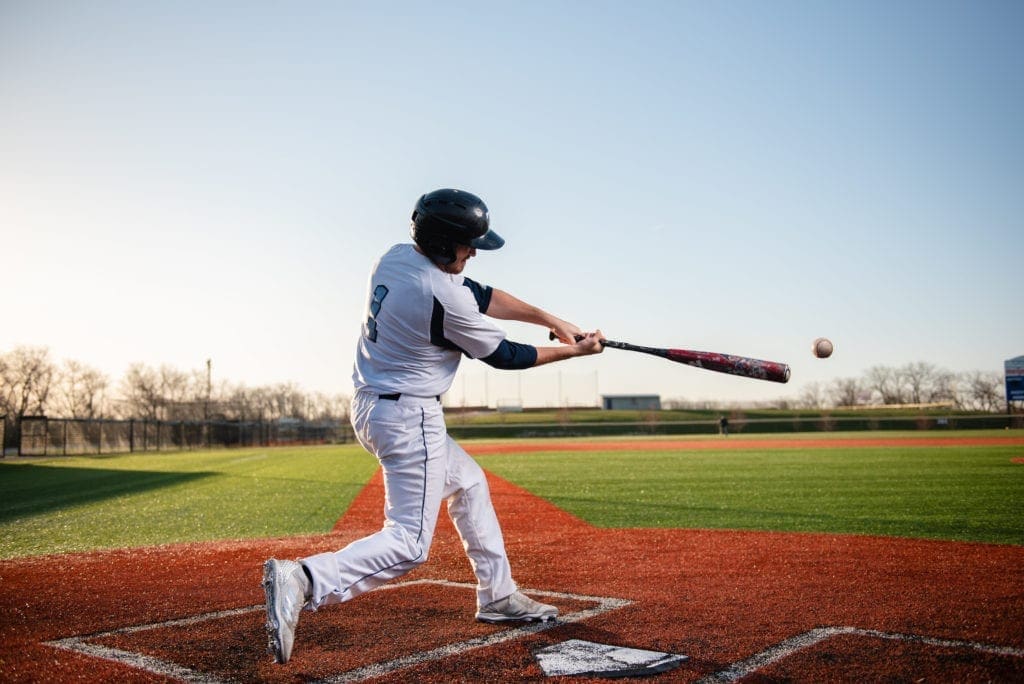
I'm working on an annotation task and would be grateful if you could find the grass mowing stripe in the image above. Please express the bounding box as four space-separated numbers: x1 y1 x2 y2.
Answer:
479 444 1024 545
0 445 378 559
3 437 1021 558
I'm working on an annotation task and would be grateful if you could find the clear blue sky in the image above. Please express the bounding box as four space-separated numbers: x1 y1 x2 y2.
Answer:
2 1 1021 407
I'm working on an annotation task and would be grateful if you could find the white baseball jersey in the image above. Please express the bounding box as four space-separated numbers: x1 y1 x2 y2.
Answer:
300 241 527 615
352 243 506 397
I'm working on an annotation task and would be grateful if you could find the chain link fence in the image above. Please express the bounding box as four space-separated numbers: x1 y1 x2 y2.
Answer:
5 411 1020 456
12 416 354 457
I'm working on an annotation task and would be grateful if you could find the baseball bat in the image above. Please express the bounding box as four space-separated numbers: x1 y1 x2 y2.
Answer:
549 332 791 383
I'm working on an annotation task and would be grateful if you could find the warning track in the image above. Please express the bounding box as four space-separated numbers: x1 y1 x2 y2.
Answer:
466 435 1024 454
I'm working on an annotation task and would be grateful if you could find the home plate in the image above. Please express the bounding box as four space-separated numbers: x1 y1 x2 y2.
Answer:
535 639 688 678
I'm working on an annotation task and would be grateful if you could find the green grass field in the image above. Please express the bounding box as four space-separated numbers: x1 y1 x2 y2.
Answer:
1 432 1021 559
479 441 1024 543
0 445 378 559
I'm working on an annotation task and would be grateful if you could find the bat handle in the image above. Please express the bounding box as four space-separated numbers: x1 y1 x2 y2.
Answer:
549 331 597 343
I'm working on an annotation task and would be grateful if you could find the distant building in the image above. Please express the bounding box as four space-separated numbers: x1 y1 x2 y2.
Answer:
601 394 661 410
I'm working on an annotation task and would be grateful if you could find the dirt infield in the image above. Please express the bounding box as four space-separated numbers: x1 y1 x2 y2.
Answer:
1 438 1022 682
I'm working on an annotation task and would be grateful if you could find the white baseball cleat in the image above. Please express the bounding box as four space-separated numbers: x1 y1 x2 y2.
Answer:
476 591 558 623
263 558 310 664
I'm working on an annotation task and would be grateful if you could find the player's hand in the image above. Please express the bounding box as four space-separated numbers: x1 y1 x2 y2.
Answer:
549 320 583 345
574 330 605 355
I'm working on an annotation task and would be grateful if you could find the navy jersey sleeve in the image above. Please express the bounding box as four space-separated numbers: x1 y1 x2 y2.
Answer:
481 339 538 370
461 277 493 313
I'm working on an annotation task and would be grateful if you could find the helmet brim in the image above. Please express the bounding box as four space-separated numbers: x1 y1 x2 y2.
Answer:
469 229 504 251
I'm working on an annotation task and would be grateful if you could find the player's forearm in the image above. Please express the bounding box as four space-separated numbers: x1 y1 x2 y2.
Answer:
487 288 581 344
532 344 584 367
486 288 553 326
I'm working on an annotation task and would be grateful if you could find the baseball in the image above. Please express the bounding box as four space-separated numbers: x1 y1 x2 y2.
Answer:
812 337 834 358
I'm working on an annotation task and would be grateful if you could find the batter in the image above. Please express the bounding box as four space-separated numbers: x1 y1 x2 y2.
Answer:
263 188 604 664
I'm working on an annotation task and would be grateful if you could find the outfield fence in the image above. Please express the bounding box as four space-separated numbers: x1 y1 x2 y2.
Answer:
12 416 355 457
446 412 1024 440
6 412 1020 456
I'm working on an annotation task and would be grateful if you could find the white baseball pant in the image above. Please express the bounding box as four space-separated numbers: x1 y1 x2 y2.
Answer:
301 391 517 610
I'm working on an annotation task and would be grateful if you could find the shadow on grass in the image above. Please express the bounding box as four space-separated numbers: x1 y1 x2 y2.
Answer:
0 463 214 521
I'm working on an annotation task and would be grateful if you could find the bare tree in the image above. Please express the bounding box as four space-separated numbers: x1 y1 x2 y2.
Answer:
955 371 1003 412
797 381 826 409
829 377 862 408
55 360 109 418
222 382 257 421
0 346 56 418
268 383 308 420
865 365 906 405
928 369 958 406
250 386 280 421
158 365 194 420
306 392 351 422
119 363 163 419
899 361 940 405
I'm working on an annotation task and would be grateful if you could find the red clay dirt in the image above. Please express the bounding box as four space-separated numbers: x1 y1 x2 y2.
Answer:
1 438 1022 682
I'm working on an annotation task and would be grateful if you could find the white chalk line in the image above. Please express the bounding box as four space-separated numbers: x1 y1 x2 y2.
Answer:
46 604 260 684
696 626 1024 684
316 581 632 683
43 579 631 683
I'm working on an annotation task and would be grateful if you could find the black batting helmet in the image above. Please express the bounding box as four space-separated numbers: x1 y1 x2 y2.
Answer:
410 188 505 265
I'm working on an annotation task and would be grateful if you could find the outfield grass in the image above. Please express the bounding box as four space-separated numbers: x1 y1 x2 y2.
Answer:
480 437 1024 545
1 433 1021 558
0 445 377 559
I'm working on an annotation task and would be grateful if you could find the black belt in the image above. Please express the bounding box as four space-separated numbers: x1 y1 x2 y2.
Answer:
379 393 440 401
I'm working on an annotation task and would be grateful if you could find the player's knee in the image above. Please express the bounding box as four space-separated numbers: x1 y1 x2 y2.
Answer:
399 542 429 571
390 524 430 568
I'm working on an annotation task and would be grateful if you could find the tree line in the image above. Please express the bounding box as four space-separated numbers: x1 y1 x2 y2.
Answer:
0 346 351 425
790 362 1004 411
2 346 1008 429
659 362 1006 413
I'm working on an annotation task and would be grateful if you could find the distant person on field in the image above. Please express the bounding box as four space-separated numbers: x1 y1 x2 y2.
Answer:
719 415 729 436
261 188 604 664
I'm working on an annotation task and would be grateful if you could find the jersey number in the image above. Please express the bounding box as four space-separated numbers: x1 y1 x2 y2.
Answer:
365 285 389 342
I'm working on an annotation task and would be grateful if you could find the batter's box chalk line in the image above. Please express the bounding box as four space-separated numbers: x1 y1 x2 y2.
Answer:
44 578 632 684
695 626 1024 684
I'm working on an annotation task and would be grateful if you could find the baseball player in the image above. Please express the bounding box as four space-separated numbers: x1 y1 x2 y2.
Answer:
263 188 604 664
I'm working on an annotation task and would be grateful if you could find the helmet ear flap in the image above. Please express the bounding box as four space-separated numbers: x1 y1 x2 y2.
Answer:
410 221 455 265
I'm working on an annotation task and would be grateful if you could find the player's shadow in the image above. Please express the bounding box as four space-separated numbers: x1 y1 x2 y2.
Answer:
0 463 212 522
